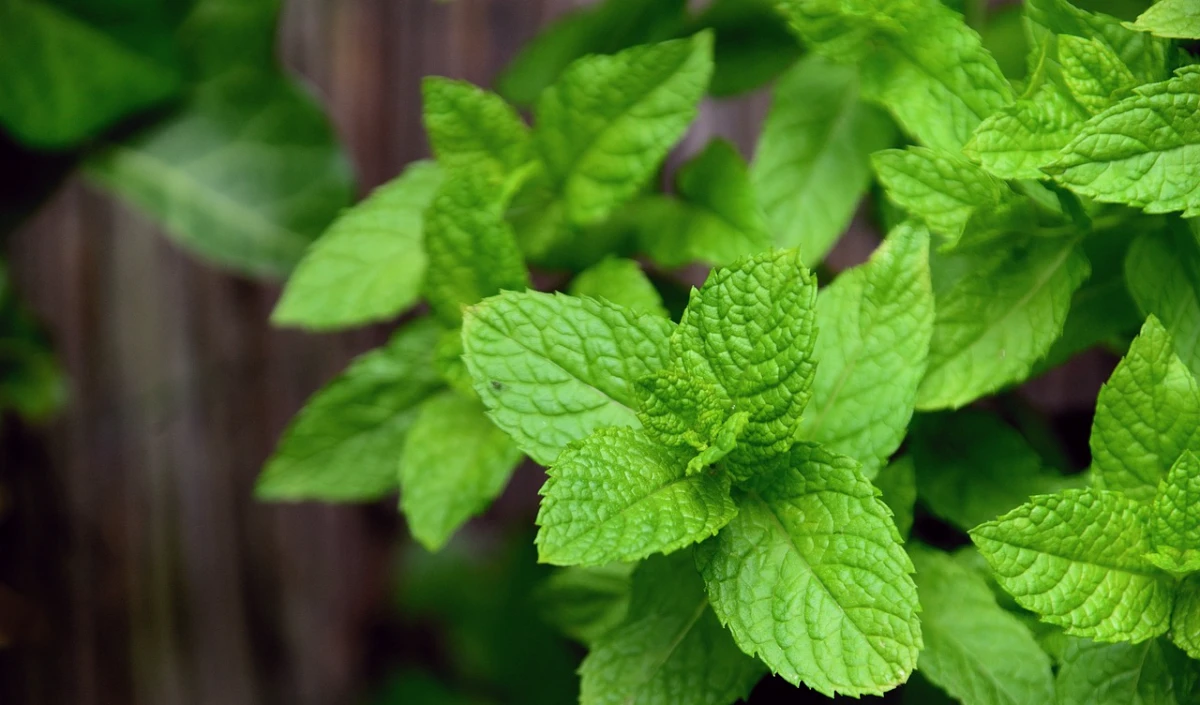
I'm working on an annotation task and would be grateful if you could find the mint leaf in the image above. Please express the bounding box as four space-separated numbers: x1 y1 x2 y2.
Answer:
1057 637 1184 705
1126 227 1200 377
423 170 529 325
750 56 895 264
537 563 634 646
874 456 917 541
256 320 442 501
916 237 1090 410
873 147 1033 249
634 139 772 268
964 80 1088 181
536 427 736 566
1091 316 1200 502
421 77 532 178
1130 0 1200 40
971 489 1175 642
695 443 921 697
1172 576 1200 660
569 258 668 318
463 291 674 465
1045 69 1200 217
272 160 442 330
799 224 933 473
912 410 1075 532
909 544 1055 705
398 391 522 551
673 249 818 466
1025 0 1170 83
1146 451 1200 574
691 0 802 97
535 32 713 225
579 552 764 705
1057 35 1138 114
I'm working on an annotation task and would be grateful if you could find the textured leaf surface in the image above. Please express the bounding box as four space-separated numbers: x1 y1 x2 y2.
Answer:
1091 316 1200 502
1130 0 1200 40
423 170 529 324
422 77 532 177
799 224 933 473
909 544 1055 705
399 392 522 551
257 321 442 501
1126 227 1200 377
535 33 713 225
580 552 764 705
1172 576 1200 659
634 139 772 268
463 291 673 465
569 258 667 318
1057 637 1183 705
673 250 818 466
272 160 442 330
916 238 1089 409
536 427 736 566
1046 69 1200 217
1147 451 1200 574
695 443 921 697
750 56 895 263
971 489 1175 642
1025 0 1170 83
87 75 353 278
1057 34 1138 114
964 81 1087 180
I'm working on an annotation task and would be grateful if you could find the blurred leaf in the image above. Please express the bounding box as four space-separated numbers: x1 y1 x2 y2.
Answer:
0 262 66 421
536 563 634 645
689 0 801 97
367 670 492 705
176 0 279 82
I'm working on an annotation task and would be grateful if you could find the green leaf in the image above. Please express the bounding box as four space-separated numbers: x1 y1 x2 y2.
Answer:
536 563 634 645
1091 316 1200 503
636 368 728 452
916 237 1090 410
535 32 713 225
1025 0 1170 83
569 258 667 318
494 0 688 106
423 170 530 325
673 249 818 467
963 80 1088 181
256 320 443 501
1172 576 1200 659
1129 0 1200 39
799 223 934 473
1056 637 1185 705
1146 451 1200 574
750 56 896 264
971 489 1175 642
874 456 917 541
1045 69 1200 217
535 427 736 566
909 544 1055 705
695 442 921 697
911 410 1075 532
176 0 279 82
421 77 532 178
87 74 354 278
1126 227 1200 377
579 552 764 705
462 291 673 465
398 391 522 551
0 0 182 148
873 148 1034 248
690 0 801 97
1057 34 1138 114
271 160 442 330
634 139 772 268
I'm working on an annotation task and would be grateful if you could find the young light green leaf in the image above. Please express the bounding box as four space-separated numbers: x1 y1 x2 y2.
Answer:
873 147 1032 249
535 32 713 225
909 544 1055 705
87 75 354 278
695 443 921 697
1091 316 1200 503
271 160 442 330
971 489 1175 642
1129 0 1200 40
256 320 443 501
964 81 1088 181
462 291 674 465
916 237 1090 410
536 427 736 566
750 56 896 264
686 412 750 476
1025 0 1170 83
911 410 1075 532
1146 451 1200 574
1045 69 1200 217
421 77 532 178
536 563 634 646
423 170 529 325
874 456 917 541
1172 576 1200 660
673 249 818 466
1057 637 1185 705
398 392 522 551
569 258 667 318
1126 227 1200 377
1057 34 1138 114
636 368 728 452
634 139 772 268
798 224 933 473
579 552 764 705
